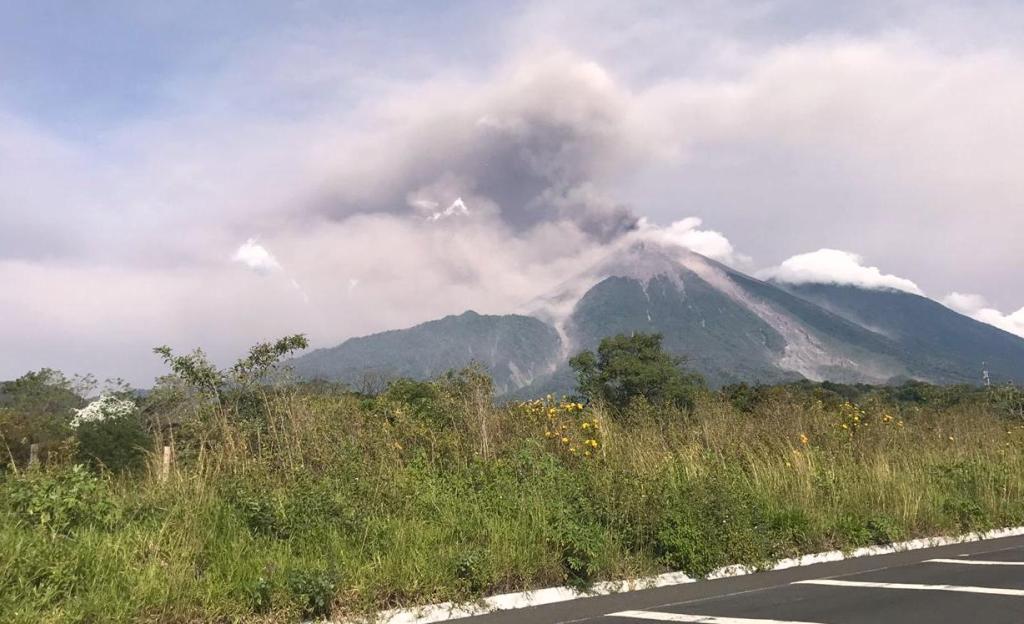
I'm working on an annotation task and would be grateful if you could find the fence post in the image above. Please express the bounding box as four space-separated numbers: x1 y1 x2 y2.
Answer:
28 443 40 469
160 445 173 481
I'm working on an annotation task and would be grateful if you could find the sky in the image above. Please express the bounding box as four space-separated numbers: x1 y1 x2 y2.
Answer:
2 1 1024 385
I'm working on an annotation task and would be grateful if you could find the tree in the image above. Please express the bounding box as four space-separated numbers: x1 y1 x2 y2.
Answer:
569 333 704 413
152 334 309 425
0 369 84 467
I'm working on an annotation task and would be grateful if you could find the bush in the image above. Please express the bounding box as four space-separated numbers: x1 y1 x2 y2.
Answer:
655 475 779 577
286 568 336 620
74 418 149 474
70 395 149 473
550 515 603 590
935 461 994 532
4 465 117 536
453 549 489 595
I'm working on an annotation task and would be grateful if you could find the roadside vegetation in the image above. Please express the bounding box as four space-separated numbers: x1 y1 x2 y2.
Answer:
2 333 1024 623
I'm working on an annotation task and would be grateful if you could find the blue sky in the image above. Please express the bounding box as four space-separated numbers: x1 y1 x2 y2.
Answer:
0 2 510 137
3 1 1024 383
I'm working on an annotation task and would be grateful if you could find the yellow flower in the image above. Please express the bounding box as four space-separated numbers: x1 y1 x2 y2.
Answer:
799 433 809 446
561 437 569 445
841 423 848 430
584 450 591 457
581 422 591 430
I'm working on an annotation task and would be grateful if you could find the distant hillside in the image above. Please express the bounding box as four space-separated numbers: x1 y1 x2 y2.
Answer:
779 283 1024 385
290 311 562 395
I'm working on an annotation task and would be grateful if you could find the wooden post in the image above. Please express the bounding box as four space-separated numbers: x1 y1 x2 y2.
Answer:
160 445 172 481
28 443 40 469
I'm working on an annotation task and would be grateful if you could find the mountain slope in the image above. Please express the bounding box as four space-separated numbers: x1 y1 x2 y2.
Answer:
292 242 1024 395
542 243 918 387
290 311 562 395
778 283 1024 384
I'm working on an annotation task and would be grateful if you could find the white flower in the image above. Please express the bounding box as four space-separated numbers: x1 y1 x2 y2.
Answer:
70 395 137 428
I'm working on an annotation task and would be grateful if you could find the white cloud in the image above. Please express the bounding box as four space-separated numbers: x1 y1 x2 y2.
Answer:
231 238 281 275
633 216 747 266
941 292 989 314
759 249 923 294
942 292 1024 338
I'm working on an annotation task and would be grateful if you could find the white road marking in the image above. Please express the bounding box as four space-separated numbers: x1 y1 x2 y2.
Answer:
606 611 825 623
927 558 1024 566
795 579 1024 596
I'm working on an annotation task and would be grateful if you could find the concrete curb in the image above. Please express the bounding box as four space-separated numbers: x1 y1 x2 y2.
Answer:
345 526 1024 624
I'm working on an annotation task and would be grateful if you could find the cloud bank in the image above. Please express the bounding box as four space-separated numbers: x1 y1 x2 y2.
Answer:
942 293 1024 338
759 249 924 294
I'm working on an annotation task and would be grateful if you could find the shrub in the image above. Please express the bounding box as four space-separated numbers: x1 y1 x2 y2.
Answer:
935 461 993 532
4 465 117 536
286 567 336 620
453 549 489 595
72 396 149 473
655 475 779 577
550 516 603 590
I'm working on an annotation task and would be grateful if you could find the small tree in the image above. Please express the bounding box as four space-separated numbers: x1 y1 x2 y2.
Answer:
569 333 704 413
151 334 310 440
153 334 308 407
0 369 84 468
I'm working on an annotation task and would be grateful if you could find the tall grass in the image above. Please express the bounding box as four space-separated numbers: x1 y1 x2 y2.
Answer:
2 376 1023 623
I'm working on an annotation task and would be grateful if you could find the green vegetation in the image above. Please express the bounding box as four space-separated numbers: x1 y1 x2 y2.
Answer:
2 334 1024 622
570 333 705 413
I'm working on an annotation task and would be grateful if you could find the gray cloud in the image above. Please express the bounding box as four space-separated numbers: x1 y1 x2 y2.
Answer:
309 54 642 241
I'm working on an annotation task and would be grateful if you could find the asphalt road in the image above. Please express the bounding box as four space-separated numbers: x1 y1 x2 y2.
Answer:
451 534 1024 624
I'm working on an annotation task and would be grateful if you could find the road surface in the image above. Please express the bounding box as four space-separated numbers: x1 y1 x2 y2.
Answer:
451 533 1024 624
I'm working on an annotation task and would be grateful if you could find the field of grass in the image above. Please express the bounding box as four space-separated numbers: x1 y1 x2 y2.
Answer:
2 373 1024 623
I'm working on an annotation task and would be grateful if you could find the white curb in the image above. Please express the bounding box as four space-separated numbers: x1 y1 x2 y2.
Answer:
344 526 1024 624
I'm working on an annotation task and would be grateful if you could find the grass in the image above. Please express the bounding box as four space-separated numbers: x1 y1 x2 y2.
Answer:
2 376 1024 623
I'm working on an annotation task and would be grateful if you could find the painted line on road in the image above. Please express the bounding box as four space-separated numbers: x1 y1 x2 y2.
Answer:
926 558 1024 566
794 579 1024 596
607 610 824 623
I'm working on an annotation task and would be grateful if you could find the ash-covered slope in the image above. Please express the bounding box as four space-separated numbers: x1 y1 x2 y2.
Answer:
290 311 561 395
530 242 916 387
778 283 1024 384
